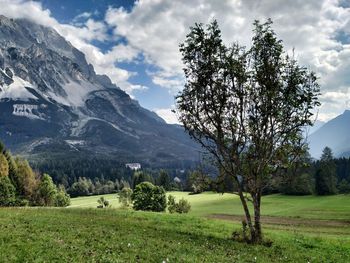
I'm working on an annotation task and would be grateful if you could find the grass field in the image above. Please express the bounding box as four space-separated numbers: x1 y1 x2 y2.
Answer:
69 192 350 236
0 192 349 262
70 192 350 220
0 208 349 262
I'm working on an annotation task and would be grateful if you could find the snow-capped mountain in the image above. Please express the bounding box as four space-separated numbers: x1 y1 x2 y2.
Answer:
0 15 198 165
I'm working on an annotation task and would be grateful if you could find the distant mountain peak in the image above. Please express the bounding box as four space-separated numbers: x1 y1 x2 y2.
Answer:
308 111 350 159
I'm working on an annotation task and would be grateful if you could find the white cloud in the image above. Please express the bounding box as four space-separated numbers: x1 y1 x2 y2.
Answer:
0 0 144 94
154 107 179 124
105 0 350 121
1 0 350 122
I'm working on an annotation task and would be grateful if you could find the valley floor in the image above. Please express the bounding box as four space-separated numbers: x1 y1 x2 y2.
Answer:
0 193 349 262
70 192 350 237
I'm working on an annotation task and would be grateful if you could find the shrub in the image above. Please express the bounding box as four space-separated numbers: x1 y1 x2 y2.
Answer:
55 187 71 207
176 198 191 213
118 187 133 208
167 195 191 214
97 197 110 208
132 182 166 212
167 195 177 213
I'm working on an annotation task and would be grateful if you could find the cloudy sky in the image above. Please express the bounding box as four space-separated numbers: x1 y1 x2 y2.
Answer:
0 0 349 123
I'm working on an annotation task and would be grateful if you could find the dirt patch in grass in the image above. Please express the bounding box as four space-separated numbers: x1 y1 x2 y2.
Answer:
208 214 350 228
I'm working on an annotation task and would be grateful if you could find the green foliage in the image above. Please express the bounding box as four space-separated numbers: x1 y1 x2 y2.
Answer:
55 186 71 207
132 182 166 212
0 176 16 206
118 187 133 208
157 170 171 190
68 177 121 197
177 19 320 242
0 154 9 177
315 147 338 195
188 170 210 194
168 194 191 214
97 197 110 208
68 177 93 197
278 149 314 195
36 174 58 206
167 194 176 213
338 179 350 194
15 158 38 200
132 171 153 189
0 141 70 207
176 198 191 213
281 173 314 195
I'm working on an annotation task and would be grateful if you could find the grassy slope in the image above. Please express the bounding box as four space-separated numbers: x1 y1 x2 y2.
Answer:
70 192 350 220
0 208 349 263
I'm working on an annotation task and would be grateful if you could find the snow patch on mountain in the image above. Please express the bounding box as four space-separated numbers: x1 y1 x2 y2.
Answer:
0 73 38 101
12 104 43 120
47 79 98 107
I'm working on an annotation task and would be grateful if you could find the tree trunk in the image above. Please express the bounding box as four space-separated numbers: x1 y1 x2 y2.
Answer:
252 193 262 243
237 188 255 241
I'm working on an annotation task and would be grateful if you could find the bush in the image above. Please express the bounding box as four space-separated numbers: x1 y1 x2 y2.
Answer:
132 182 166 212
118 187 133 208
0 176 16 206
167 195 191 214
97 197 110 208
167 195 177 213
55 187 71 207
176 198 191 213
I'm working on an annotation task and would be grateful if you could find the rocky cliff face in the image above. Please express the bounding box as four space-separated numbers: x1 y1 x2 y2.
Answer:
0 15 198 166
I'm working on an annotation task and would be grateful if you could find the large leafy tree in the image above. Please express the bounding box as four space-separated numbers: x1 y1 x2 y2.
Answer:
176 19 320 243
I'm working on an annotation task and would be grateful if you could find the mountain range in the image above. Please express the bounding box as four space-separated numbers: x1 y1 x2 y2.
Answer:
0 15 198 167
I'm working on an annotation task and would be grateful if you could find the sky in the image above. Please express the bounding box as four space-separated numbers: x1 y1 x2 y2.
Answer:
0 0 349 124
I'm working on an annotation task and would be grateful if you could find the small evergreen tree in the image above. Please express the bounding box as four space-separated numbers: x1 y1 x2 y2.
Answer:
315 147 338 195
132 171 153 189
157 170 171 191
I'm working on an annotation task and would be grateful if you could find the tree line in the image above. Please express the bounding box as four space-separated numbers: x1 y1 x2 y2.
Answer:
25 144 350 198
0 141 70 207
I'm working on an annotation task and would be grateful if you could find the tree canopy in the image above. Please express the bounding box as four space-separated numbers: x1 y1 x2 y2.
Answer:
176 19 320 243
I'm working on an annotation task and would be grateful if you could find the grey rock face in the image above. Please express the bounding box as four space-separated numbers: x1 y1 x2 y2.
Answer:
0 15 198 165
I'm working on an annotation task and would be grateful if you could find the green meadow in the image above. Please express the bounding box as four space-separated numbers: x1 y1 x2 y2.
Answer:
0 192 349 262
70 191 350 220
